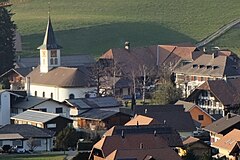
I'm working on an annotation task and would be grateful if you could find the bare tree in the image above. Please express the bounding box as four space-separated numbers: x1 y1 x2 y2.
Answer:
26 137 38 151
88 61 107 97
138 65 156 103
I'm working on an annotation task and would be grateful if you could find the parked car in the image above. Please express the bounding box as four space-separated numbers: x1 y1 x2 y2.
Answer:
13 146 26 153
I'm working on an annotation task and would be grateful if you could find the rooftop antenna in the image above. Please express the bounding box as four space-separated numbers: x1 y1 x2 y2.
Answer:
48 0 51 17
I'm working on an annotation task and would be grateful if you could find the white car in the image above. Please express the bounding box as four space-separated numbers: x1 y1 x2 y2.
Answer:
14 146 26 153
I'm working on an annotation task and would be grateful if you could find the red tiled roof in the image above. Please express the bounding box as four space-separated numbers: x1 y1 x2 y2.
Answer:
212 129 240 153
124 115 160 126
99 44 202 76
92 134 181 160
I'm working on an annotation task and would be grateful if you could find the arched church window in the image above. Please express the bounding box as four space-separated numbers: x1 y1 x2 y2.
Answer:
54 58 58 65
35 91 37 96
43 92 45 97
69 94 75 99
50 58 54 65
50 93 53 99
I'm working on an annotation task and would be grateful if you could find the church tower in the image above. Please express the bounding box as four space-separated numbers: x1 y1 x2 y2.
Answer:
37 16 62 73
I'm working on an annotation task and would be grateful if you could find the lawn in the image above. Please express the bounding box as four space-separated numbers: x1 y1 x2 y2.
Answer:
9 0 240 57
0 154 65 160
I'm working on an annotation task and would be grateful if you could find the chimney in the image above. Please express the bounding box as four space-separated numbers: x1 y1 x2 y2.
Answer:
212 52 218 59
154 130 157 137
139 143 143 149
125 41 130 50
145 109 148 114
203 47 206 52
26 77 30 97
121 130 125 139
163 120 166 124
226 113 231 120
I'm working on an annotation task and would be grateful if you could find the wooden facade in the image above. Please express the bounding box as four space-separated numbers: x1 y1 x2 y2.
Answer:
76 113 130 130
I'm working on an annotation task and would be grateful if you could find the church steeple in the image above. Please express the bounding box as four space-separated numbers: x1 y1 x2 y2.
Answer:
38 17 62 50
38 16 62 73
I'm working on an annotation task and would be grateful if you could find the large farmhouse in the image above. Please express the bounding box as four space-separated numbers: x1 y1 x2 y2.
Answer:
174 51 240 97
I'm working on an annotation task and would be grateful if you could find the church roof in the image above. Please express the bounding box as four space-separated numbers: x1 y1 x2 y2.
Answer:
37 17 62 50
26 66 95 88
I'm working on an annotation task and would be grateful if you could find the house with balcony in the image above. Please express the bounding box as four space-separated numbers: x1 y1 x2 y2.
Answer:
186 79 240 116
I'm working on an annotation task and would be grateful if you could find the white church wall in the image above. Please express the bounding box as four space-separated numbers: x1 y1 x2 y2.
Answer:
29 84 96 102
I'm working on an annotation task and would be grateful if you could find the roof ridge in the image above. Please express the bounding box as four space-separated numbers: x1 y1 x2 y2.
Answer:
27 109 59 116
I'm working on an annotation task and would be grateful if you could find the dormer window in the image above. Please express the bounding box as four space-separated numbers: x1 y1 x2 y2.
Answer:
213 66 219 69
207 65 212 69
199 65 205 68
193 64 198 68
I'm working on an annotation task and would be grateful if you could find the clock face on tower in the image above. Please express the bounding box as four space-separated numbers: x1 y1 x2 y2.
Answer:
42 50 46 57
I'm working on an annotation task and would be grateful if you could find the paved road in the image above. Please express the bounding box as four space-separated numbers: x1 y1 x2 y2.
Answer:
65 150 79 160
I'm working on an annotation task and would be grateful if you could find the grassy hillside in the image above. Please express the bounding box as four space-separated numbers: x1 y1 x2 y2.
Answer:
10 0 240 57
207 27 240 54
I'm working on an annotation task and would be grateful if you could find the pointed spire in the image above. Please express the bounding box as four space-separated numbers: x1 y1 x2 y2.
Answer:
38 16 62 50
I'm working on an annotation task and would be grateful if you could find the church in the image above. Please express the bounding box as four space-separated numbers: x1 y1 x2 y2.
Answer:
25 17 96 102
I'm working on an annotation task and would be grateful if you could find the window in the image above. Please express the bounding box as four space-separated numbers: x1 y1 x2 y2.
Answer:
0 140 2 147
69 94 75 99
51 50 57 57
11 108 18 114
50 93 53 99
202 91 208 97
39 108 47 112
47 123 56 128
13 140 22 146
194 76 197 81
50 58 54 65
34 91 37 96
56 107 63 113
33 139 41 146
54 58 58 65
198 115 204 121
42 92 45 98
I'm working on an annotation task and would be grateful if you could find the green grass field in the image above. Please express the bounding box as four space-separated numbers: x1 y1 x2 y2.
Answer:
207 27 240 54
9 0 240 57
0 154 65 160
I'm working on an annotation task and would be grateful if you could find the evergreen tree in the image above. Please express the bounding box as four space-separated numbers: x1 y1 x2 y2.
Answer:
151 81 182 104
0 1 16 76
55 126 82 151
